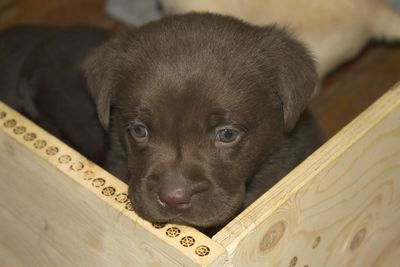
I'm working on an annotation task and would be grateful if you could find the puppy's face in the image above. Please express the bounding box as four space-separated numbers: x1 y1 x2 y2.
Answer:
85 13 317 227
116 56 283 226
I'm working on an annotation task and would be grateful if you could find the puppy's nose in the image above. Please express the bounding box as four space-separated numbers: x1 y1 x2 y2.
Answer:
157 187 192 210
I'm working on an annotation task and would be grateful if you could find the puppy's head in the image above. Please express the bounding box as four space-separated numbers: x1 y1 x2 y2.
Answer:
85 13 317 227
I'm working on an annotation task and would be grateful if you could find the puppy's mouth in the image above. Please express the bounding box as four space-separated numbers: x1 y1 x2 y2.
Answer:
135 202 238 228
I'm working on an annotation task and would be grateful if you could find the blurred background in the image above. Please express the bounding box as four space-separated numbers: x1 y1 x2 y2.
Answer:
0 0 399 138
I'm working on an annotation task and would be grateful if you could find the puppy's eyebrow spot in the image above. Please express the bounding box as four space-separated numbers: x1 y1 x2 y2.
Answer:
123 105 152 120
135 105 152 117
208 109 246 130
208 110 229 128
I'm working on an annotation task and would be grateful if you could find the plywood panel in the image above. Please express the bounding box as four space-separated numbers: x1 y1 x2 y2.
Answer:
1 81 400 266
0 102 227 267
214 83 400 267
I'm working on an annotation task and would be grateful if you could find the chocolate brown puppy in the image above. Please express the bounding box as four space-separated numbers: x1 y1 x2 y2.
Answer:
85 13 324 227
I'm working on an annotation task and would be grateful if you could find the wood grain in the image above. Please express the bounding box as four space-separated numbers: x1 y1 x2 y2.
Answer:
0 102 227 267
214 82 400 266
1 82 399 266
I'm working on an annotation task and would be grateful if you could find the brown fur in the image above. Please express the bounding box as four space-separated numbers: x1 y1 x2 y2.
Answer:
0 25 111 165
85 13 324 227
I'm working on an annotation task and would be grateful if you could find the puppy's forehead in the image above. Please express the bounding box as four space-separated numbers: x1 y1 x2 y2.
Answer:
124 72 230 121
116 15 281 123
118 67 277 134
120 43 271 109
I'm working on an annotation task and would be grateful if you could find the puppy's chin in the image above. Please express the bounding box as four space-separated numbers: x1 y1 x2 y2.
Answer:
128 181 245 228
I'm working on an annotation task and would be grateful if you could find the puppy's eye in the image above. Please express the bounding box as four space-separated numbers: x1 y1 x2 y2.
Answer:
129 123 149 141
215 127 241 147
218 129 238 142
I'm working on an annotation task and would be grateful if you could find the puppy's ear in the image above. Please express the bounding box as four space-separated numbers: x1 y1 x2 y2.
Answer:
83 32 127 130
261 26 318 132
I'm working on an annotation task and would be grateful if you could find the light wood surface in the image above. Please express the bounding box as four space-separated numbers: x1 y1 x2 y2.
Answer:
214 82 400 266
0 102 227 267
1 82 400 266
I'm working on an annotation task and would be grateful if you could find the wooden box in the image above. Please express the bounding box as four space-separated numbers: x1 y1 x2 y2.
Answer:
1 83 399 267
